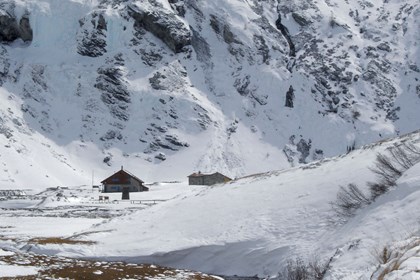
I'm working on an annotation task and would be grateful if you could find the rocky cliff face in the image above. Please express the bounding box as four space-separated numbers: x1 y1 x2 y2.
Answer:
0 3 32 43
0 0 419 186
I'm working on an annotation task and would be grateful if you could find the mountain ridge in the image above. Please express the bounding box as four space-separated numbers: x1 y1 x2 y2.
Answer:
0 0 419 187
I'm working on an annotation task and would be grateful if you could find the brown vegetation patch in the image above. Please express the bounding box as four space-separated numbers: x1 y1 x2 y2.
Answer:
28 237 96 245
0 251 216 280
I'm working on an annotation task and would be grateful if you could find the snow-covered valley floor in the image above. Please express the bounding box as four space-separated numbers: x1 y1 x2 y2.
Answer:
1 132 420 279
0 184 218 279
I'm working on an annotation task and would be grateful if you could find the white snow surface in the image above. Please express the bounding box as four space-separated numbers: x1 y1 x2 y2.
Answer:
0 0 419 278
0 264 39 277
21 131 414 279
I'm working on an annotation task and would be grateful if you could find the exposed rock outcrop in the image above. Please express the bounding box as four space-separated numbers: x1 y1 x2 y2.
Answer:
127 4 191 53
95 55 130 121
77 11 107 57
275 14 295 58
0 12 32 43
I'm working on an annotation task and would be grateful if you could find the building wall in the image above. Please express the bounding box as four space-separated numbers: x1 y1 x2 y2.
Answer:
104 184 134 192
188 176 204 185
103 183 148 193
102 170 147 193
203 174 226 185
189 174 231 186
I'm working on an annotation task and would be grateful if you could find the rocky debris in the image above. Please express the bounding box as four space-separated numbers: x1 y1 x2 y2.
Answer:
142 120 190 154
283 144 299 166
377 42 391 52
149 61 188 91
191 27 212 64
233 74 266 106
0 115 13 139
165 134 189 147
227 119 239 137
168 0 186 17
194 105 212 130
103 155 112 166
129 27 167 66
210 14 241 45
292 12 311 26
100 130 123 141
77 11 107 57
139 49 162 66
0 46 9 84
234 75 252 96
312 149 324 161
362 59 397 117
127 3 191 53
283 135 313 166
296 138 312 164
253 35 270 64
155 152 166 161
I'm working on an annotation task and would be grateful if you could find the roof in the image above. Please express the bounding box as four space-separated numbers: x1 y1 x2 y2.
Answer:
188 172 231 180
101 169 144 184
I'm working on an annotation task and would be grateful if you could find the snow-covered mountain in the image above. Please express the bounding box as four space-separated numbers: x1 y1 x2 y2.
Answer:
0 0 419 187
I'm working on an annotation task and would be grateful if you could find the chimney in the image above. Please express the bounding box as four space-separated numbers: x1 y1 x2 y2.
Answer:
121 166 123 170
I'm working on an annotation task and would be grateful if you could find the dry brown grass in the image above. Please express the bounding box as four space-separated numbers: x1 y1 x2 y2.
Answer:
28 237 96 245
47 264 215 280
372 237 420 279
0 251 216 280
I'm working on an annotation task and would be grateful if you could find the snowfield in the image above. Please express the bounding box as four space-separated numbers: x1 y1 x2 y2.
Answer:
0 0 419 278
1 131 418 279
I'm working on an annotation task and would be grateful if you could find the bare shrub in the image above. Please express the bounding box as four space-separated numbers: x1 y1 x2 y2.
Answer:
370 153 402 186
369 143 420 199
284 258 309 280
309 258 330 280
372 246 393 265
371 237 420 279
331 183 371 218
280 257 331 280
368 181 390 200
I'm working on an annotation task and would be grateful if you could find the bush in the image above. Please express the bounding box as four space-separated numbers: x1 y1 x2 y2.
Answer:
367 181 390 200
331 142 420 221
284 258 309 280
369 143 420 199
280 257 330 280
331 183 371 218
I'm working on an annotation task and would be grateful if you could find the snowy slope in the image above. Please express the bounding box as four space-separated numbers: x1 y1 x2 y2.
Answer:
33 130 418 278
0 0 419 188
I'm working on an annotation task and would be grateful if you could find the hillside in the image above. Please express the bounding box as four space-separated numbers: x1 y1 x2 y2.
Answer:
0 0 419 188
27 130 418 279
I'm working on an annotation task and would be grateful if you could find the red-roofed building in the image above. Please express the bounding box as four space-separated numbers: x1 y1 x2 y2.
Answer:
101 167 148 193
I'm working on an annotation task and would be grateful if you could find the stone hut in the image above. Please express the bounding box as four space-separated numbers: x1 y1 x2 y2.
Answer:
188 172 232 186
